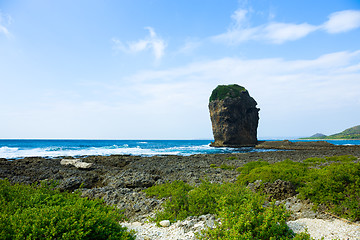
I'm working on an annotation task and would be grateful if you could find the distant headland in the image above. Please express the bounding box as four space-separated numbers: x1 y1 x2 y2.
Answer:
300 125 360 140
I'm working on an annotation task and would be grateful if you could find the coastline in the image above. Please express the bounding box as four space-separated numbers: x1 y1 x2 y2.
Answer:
1 144 360 239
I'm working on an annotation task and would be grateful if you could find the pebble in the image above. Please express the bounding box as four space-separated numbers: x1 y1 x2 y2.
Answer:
122 217 360 240
159 220 171 227
287 218 360 240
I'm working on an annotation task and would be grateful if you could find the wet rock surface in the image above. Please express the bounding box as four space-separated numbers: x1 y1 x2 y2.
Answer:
1 144 360 221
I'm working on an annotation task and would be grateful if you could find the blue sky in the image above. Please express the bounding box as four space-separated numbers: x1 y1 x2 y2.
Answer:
1 0 360 139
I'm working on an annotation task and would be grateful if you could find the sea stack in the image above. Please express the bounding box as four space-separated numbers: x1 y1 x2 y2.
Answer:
208 84 259 147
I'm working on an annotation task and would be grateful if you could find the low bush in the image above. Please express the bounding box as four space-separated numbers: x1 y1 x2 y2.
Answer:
298 162 360 221
303 155 357 166
302 157 326 165
237 159 309 188
209 164 235 170
325 155 357 163
236 160 270 174
0 179 135 240
144 180 311 239
219 164 235 170
143 180 193 199
236 155 360 222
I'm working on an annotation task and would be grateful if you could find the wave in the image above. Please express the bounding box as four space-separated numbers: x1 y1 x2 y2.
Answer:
0 139 294 159
0 145 182 159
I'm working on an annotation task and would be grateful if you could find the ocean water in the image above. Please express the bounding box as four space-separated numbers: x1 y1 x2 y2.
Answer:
0 139 359 159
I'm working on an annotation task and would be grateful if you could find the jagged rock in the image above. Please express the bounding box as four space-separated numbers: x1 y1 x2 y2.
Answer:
56 176 84 191
262 179 296 200
209 84 259 147
248 179 296 200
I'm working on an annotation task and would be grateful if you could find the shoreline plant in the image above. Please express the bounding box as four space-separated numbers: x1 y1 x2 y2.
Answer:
144 180 311 239
0 179 135 240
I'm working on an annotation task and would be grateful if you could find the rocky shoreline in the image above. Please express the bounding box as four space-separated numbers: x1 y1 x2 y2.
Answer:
1 142 360 239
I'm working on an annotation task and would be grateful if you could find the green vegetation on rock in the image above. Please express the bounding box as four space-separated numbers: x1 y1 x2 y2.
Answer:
209 84 246 102
301 125 360 140
0 179 135 240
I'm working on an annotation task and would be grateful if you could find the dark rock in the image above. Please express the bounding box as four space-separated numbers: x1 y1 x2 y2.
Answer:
209 84 259 147
256 140 335 150
56 177 84 191
248 179 296 200
262 179 297 200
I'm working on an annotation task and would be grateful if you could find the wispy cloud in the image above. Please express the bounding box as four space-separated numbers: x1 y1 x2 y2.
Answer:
213 9 360 45
0 12 12 38
112 27 166 61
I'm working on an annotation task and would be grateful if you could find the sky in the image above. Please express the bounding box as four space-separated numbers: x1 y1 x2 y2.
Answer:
0 0 360 139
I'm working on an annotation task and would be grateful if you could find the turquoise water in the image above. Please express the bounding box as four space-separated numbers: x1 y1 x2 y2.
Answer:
0 139 359 159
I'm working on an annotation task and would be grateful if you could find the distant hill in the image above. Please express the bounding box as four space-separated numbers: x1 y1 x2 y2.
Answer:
301 125 360 140
306 133 327 139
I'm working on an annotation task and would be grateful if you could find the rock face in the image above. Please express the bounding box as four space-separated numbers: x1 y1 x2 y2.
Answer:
209 84 259 147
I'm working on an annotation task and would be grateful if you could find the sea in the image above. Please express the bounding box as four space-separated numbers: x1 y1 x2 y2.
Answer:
0 139 359 159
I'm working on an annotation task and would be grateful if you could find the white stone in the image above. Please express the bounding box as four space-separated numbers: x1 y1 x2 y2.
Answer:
60 159 78 166
60 159 93 169
159 220 171 227
74 161 93 169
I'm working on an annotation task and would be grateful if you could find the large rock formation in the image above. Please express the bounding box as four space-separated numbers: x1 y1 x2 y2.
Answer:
208 84 259 147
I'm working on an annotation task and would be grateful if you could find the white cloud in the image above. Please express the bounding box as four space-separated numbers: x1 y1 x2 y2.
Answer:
213 8 360 45
264 22 318 44
176 39 202 55
118 50 360 137
0 12 12 38
231 9 249 28
112 27 166 60
323 10 360 33
0 25 10 37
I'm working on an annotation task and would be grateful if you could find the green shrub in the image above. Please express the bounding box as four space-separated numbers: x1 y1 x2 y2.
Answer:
302 157 326 165
143 180 193 199
237 159 309 188
210 164 217 168
201 194 297 239
219 164 235 170
298 162 360 221
325 155 357 163
236 160 270 174
226 156 237 160
144 180 311 239
236 156 360 222
303 155 357 166
209 164 235 170
0 179 135 240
